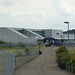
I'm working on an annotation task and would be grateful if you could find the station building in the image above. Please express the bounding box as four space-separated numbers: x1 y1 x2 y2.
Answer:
0 27 44 45
0 27 64 45
31 29 63 39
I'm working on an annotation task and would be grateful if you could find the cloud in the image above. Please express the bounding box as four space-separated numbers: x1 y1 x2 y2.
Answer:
53 0 75 16
1 1 13 5
0 0 54 26
0 0 54 17
1 0 75 30
0 0 55 28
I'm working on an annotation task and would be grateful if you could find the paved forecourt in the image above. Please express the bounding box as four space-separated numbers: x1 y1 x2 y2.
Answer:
14 46 74 75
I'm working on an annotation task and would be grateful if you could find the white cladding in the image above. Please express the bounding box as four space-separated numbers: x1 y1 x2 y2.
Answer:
63 34 75 39
0 27 37 44
44 29 63 39
52 30 63 39
44 30 52 37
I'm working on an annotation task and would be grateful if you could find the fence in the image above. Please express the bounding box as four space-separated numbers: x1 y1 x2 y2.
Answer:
0 53 4 75
0 43 38 48
15 47 39 68
62 40 75 47
0 53 15 75
0 46 39 75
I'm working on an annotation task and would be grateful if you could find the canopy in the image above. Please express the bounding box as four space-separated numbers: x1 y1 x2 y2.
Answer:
44 37 55 40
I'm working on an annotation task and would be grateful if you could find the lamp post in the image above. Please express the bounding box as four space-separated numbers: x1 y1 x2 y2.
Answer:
64 21 69 55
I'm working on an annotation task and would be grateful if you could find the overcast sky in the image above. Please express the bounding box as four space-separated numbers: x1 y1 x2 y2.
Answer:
0 0 75 31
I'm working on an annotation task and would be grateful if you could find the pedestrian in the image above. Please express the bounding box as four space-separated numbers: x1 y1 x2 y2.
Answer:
45 42 47 47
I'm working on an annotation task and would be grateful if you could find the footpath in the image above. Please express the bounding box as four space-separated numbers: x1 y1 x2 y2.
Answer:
14 47 74 75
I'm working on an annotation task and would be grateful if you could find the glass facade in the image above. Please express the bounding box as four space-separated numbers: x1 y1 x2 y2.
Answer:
33 31 44 37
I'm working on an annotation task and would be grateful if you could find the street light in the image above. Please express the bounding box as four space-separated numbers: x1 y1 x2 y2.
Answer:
64 21 69 55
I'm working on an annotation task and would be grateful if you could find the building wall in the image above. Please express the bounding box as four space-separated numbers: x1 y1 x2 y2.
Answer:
52 30 63 39
63 33 74 39
23 29 36 37
23 29 44 39
43 29 63 39
44 30 52 37
0 28 38 45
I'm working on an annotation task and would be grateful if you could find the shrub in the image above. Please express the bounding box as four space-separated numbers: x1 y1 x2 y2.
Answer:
56 45 68 54
56 46 69 64
0 46 3 49
25 48 29 51
12 50 16 53
56 46 75 72
15 51 23 57
56 52 68 63
56 46 74 65
69 50 75 65
0 41 7 44
25 48 29 56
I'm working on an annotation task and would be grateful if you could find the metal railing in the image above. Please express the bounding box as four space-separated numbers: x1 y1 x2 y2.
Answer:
15 47 39 68
0 46 39 75
0 53 15 75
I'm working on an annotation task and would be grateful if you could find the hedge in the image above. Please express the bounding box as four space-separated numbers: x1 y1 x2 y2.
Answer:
56 46 75 72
